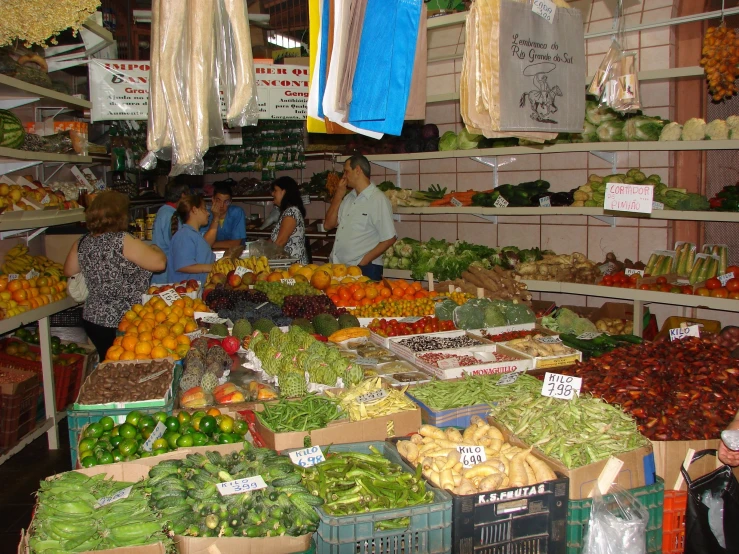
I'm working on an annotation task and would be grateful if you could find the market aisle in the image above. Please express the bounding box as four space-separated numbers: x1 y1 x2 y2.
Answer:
0 420 71 553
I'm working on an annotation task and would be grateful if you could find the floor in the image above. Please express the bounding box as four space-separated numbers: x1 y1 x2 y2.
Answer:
0 419 71 554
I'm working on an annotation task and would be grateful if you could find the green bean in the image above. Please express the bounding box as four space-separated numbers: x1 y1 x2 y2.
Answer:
409 374 542 410
256 395 343 432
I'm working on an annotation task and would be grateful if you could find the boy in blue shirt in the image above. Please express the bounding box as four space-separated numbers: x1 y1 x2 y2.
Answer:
209 181 246 250
151 182 189 284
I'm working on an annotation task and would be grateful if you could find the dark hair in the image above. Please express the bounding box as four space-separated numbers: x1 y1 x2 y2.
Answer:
176 194 206 223
347 154 371 179
165 182 190 203
271 177 306 217
86 191 129 234
213 180 233 198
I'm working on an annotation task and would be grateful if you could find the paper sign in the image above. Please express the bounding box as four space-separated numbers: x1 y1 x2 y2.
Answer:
437 357 460 369
532 0 556 23
142 421 167 452
457 446 487 468
576 332 602 340
7 274 19 281
539 196 552 207
234 266 251 277
16 176 37 189
598 261 617 275
400 317 422 323
195 312 228 324
280 278 296 286
536 335 562 344
25 270 39 280
40 195 51 205
355 357 379 366
217 476 268 496
498 370 523 386
605 182 654 214
494 196 509 208
289 446 325 468
95 486 133 508
70 166 92 188
652 201 664 210
138 368 169 384
186 329 204 340
718 272 735 286
357 389 388 404
669 325 700 341
301 194 311 205
541 372 582 400
451 197 463 207
625 268 644 276
158 289 181 306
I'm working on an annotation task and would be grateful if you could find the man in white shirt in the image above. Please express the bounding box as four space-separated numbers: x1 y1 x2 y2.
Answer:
324 155 397 280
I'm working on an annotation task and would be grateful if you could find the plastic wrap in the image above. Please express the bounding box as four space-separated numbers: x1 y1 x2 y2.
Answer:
435 298 458 321
583 484 649 554
453 298 491 330
604 51 641 112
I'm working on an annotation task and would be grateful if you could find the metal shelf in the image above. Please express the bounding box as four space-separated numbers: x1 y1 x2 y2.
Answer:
0 209 85 232
0 75 91 110
0 296 79 336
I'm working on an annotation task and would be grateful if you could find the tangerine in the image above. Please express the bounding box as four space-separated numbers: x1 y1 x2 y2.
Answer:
120 350 137 360
176 335 191 346
106 345 124 361
121 335 139 352
151 345 169 359
134 342 153 356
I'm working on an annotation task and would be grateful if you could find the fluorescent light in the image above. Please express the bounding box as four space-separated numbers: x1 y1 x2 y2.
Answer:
267 32 302 49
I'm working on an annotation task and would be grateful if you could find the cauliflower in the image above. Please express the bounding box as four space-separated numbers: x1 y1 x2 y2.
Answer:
705 119 729 140
731 128 739 140
727 115 739 131
659 122 683 141
681 118 707 141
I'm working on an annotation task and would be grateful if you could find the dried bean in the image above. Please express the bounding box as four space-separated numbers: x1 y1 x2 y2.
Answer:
397 335 482 352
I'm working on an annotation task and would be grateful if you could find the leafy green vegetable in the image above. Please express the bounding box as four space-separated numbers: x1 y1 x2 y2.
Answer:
439 131 459 151
596 120 626 142
623 116 667 141
458 128 482 150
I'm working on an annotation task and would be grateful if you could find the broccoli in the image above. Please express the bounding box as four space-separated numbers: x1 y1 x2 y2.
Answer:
681 118 707 141
705 119 729 140
502 303 536 325
624 116 667 141
435 298 457 321
659 122 683 141
674 193 710 211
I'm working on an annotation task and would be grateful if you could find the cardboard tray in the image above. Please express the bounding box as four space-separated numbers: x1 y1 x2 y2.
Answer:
405 391 490 428
413 344 533 380
388 330 493 362
501 341 582 369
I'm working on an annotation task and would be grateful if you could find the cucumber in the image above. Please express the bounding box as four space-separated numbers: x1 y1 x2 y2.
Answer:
686 247 696 275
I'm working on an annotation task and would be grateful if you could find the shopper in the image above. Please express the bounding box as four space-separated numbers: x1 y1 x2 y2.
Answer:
168 194 222 285
719 411 739 466
324 155 397 280
269 177 308 264
63 191 167 358
209 180 247 250
150 181 189 284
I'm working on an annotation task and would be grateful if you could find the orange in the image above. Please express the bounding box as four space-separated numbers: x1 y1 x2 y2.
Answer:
136 321 152 334
150 345 169 359
39 286 51 295
153 325 170 340
121 335 138 352
310 269 332 291
352 288 365 301
329 294 340 305
348 266 362 277
338 287 351 301
365 287 378 300
176 335 191 346
184 320 198 333
7 280 22 292
120 350 137 360
154 311 168 323
20 279 30 290
0 280 6 292
152 339 161 346
162 336 178 350
166 313 179 325
113 336 123 346
326 286 339 296
414 290 428 299
118 320 130 332
332 264 348 278
392 287 404 298
176 344 190 358
124 310 138 321
172 298 185 309
348 283 360 294
183 306 194 317
380 287 392 298
360 298 372 306
106 345 124 361
207 408 221 417
12 289 27 302
170 323 184 336
172 306 184 317
132 303 145 314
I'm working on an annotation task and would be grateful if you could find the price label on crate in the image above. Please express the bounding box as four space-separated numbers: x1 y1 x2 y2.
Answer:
95 486 132 508
450 197 463 207
186 329 204 341
142 422 167 452
576 332 602 340
289 446 325 468
494 196 509 208
25 270 39 280
532 0 556 22
217 476 268 496
437 357 461 369
399 316 422 323
235 266 252 277
539 196 552 207
357 389 388 405
40 195 51 205
457 446 487 468
280 278 296 286
158 289 181 306
355 357 379 366
542 372 582 400
669 325 700 341
497 370 524 386
7 274 19 281
718 272 735 286
652 201 664 210
536 335 562 344
625 268 644 277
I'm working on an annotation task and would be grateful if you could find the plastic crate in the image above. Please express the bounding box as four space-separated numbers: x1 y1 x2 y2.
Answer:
406 392 491 428
566 478 664 554
49 305 83 327
662 490 687 554
67 397 175 467
0 369 40 449
294 441 453 554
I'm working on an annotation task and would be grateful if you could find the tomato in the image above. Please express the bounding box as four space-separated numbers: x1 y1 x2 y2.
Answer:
118 423 137 439
99 416 115 431
165 416 180 433
711 288 729 298
639 284 651 290
706 278 722 290
200 415 217 435
696 287 711 297
110 435 122 448
656 277 667 285
84 423 103 439
670 286 682 294
730 291 739 300
176 434 194 448
660 285 672 292
602 275 613 286
727 278 739 292
727 265 739 275
177 411 191 426
681 285 694 295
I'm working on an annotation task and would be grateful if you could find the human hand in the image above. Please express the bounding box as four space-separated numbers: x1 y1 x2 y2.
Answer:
337 175 348 194
718 440 739 467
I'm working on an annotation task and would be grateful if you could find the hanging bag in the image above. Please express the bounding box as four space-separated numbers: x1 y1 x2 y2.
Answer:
681 449 739 554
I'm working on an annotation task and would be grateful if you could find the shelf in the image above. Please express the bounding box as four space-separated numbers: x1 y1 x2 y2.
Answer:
0 75 91 110
0 147 93 175
0 209 85 232
0 297 79 336
0 411 67 466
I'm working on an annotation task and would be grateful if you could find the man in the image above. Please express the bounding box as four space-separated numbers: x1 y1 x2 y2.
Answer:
324 154 396 280
150 182 189 284
208 181 247 250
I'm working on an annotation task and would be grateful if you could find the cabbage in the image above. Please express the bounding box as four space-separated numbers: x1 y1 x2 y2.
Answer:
458 128 482 150
439 131 458 151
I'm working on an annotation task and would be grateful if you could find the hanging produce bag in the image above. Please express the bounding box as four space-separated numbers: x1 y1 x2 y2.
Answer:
497 0 585 133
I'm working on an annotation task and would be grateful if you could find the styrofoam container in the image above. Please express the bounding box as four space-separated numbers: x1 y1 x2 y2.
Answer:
413 344 533 380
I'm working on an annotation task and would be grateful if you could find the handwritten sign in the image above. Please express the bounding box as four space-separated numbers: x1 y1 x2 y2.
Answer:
25 270 39 280
95 486 132 508
539 196 552 207
536 335 562 344
669 325 700 341
625 268 645 277
186 329 204 340
235 266 251 278
718 272 735 286
217 476 268 496
142 421 167 452
289 446 325 468
357 389 388 405
576 332 602 340
498 370 523 386
355 357 379 366
7 274 18 281
280 279 296 286
532 0 556 22
451 197 463 207
158 289 181 306
542 372 582 400
494 196 509 208
457 446 487 468
605 182 654 214
400 317 422 323
437 357 461 369
652 201 664 210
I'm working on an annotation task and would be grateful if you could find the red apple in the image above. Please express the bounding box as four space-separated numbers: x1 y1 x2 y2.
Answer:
242 272 256 286
226 270 242 288
186 279 199 289
175 286 187 294
211 273 227 285
147 286 158 294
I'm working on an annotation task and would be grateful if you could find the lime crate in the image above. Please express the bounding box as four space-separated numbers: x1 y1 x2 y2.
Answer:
288 441 453 554
566 478 664 554
662 490 687 554
0 369 40 450
67 398 174 467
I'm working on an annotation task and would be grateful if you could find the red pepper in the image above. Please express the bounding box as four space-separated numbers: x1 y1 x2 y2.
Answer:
710 197 724 209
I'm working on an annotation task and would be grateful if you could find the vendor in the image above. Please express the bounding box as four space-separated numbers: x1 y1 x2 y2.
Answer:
719 411 739 467
324 155 396 281
169 195 222 285
150 182 189 284
208 181 246 250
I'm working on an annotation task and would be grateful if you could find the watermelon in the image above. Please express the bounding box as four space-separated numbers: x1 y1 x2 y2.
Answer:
0 110 25 149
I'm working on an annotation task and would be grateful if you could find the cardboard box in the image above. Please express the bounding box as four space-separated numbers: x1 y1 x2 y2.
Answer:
588 301 634 324
502 340 582 370
19 531 166 554
412 344 532 380
651 438 723 490
387 330 493 362
254 408 422 451
655 315 722 341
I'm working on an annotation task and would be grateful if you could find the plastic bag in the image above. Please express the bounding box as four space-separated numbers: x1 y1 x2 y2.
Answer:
453 299 491 330
435 298 457 322
583 484 649 554
501 303 536 325
243 239 290 259
604 51 641 112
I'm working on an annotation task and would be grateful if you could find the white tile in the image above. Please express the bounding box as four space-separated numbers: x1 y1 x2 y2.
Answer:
420 158 457 174
588 19 615 33
305 202 326 220
638 150 671 167
643 106 671 120
639 80 671 108
639 46 671 71
421 222 458 242
497 216 542 224
587 225 638 261
622 30 640 51
427 60 456 77
458 223 498 248
437 123 457 135
457 172 495 191
638 217 668 228
497 224 541 249
640 167 669 182
640 27 671 48
641 7 674 23
427 74 456 96
420 173 457 190
544 170 590 192
590 0 618 21
644 0 674 10
541 152 589 170
638 227 669 260
541 215 590 225
541 224 589 253
540 292 589 306
425 102 457 126
623 0 645 14
569 0 592 18
496 154 541 172
394 221 421 241
587 36 614 56
398 174 420 191
496 170 542 186
399 161 420 175
427 26 465 49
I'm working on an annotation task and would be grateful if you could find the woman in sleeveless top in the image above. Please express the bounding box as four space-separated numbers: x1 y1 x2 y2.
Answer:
64 191 167 358
270 177 308 264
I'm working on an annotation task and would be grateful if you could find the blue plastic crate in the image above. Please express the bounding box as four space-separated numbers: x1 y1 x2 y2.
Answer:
290 441 452 554
406 392 490 428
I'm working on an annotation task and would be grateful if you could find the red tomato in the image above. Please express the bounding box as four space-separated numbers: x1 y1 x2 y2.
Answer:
681 285 694 295
670 286 682 294
706 277 722 290
602 275 613 286
711 288 729 298
639 284 651 290
696 287 711 297
727 278 739 292
730 291 739 300
727 265 739 275
660 284 672 293
656 277 667 285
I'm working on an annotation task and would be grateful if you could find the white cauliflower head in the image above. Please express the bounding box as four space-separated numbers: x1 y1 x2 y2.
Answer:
659 122 683 141
706 119 729 140
681 118 707 141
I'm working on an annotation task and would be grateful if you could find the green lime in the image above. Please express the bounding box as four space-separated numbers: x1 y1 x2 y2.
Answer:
192 410 207 420
81 456 98 468
51 343 61 355
179 424 192 435
138 415 156 431
118 438 138 457
109 435 122 448
118 423 137 439
218 415 234 434
191 415 204 432
125 411 143 427
78 437 96 453
153 411 168 424
15 328 29 340
79 449 94 461
191 432 208 446
165 416 180 433
84 423 104 439
177 411 191 426
233 420 247 436
51 336 61 346
110 426 120 437
199 416 217 435
152 438 169 451
153 448 168 456
140 452 152 458
176 435 194 448
111 449 123 462
218 434 234 444
97 452 114 464
167 433 181 449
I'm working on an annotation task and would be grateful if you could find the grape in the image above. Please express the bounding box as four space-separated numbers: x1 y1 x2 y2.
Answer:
281 295 346 319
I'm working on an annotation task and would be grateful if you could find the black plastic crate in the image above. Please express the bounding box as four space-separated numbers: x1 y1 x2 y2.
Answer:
50 306 83 327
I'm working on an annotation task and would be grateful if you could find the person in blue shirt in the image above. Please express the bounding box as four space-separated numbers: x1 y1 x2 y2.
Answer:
168 195 223 285
208 181 247 250
150 182 189 284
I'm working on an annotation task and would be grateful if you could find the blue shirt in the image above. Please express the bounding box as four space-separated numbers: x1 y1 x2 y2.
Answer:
151 204 179 284
168 223 215 285
206 205 246 243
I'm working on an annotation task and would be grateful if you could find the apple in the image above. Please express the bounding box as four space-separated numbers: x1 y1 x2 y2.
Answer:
186 279 199 290
256 271 270 282
211 273 227 285
227 270 242 288
175 286 187 294
147 286 158 294
242 272 256 286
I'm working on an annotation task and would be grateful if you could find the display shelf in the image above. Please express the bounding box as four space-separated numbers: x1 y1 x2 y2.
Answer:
0 209 85 232
0 297 78 336
0 75 91 110
0 148 93 165
0 411 67 466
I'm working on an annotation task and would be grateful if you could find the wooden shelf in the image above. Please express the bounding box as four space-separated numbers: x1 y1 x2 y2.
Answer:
0 209 85 232
0 75 91 110
0 297 79 336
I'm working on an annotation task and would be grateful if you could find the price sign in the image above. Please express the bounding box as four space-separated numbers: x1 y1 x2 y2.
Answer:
457 446 487 468
625 268 644 277
7 274 18 281
598 261 617 275
539 196 552 208
158 289 181 306
25 270 39 280
437 357 460 369
357 389 388 405
542 372 582 400
498 370 523 386
217 476 268 496
494 196 509 208
576 332 602 340
95 486 132 508
235 266 251 277
718 272 735 286
289 445 325 468
355 357 379 366
301 194 311 205
605 182 654 214
652 201 664 210
532 0 556 22
186 329 204 340
451 197 463 207
400 316 422 323
142 421 167 452
195 313 228 324
669 325 700 341
536 335 562 343
281 278 296 286
40 195 51 205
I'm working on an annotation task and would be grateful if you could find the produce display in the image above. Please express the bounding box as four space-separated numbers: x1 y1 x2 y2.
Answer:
281 262 365 291
659 117 739 141
384 238 497 279
409 374 541 410
2 244 64 277
558 333 642 359
146 279 200 296
378 181 444 209
396 420 558 494
11 328 88 356
0 267 68 319
281 294 346 319
329 279 431 308
253 281 322 306
515 252 601 284
147 444 320 538
476 329 540 342
0 109 24 149
256 395 343 432
701 24 739 101
712 325 739 351
29 472 171 551
368 316 456 338
345 122 440 156
395 334 484 352
77 359 175 405
179 337 241 407
582 100 668 143
303 170 341 200
204 256 271 290
417 351 516 367
439 298 536 330
503 335 577 358
472 180 555 208
541 307 598 335
594 317 634 335
350 295 437 318
327 377 417 421
440 264 532 303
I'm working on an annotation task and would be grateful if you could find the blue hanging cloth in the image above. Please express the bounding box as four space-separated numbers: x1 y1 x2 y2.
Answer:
316 0 331 119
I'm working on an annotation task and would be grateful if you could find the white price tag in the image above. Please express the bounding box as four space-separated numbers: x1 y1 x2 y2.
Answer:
437 357 460 369
625 268 644 277
357 389 388 405
576 332 602 340
280 278 296 286
195 312 228 324
451 197 463 207
355 357 379 366
142 421 167 452
40 195 51 205
289 445 325 468
7 274 19 281
95 486 132 508
497 370 523 386
652 201 664 210
301 194 311 205
539 196 552 208
70 166 91 188
532 0 556 22
536 335 562 344
718 272 735 286
186 329 204 340
541 372 582 400
457 446 487 468
400 316 422 323
158 289 181 306
25 270 39 280
217 476 268 496
669 325 701 341
494 196 509 208
234 266 251 278
605 182 654 214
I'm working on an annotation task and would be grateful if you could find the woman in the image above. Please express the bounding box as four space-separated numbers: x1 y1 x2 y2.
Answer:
168 194 221 285
64 191 167 358
151 182 189 284
270 176 308 264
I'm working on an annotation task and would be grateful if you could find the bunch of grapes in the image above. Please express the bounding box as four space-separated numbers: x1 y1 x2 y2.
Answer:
282 295 347 319
217 300 292 327
205 286 269 312
254 281 320 306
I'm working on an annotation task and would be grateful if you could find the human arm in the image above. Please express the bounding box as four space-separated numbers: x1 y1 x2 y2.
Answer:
272 215 297 248
203 204 223 247
175 263 214 274
323 176 347 231
123 234 167 272
63 240 80 277
719 411 739 467
359 237 396 266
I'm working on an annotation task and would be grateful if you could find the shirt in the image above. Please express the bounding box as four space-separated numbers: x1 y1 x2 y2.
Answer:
151 203 179 284
330 183 396 266
270 206 308 264
168 223 215 285
206 204 247 243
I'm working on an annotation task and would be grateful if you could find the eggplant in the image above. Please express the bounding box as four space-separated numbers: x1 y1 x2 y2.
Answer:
550 192 573 206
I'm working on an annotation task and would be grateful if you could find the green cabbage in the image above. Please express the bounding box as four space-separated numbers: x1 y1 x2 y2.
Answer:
439 131 459 151
458 128 482 150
